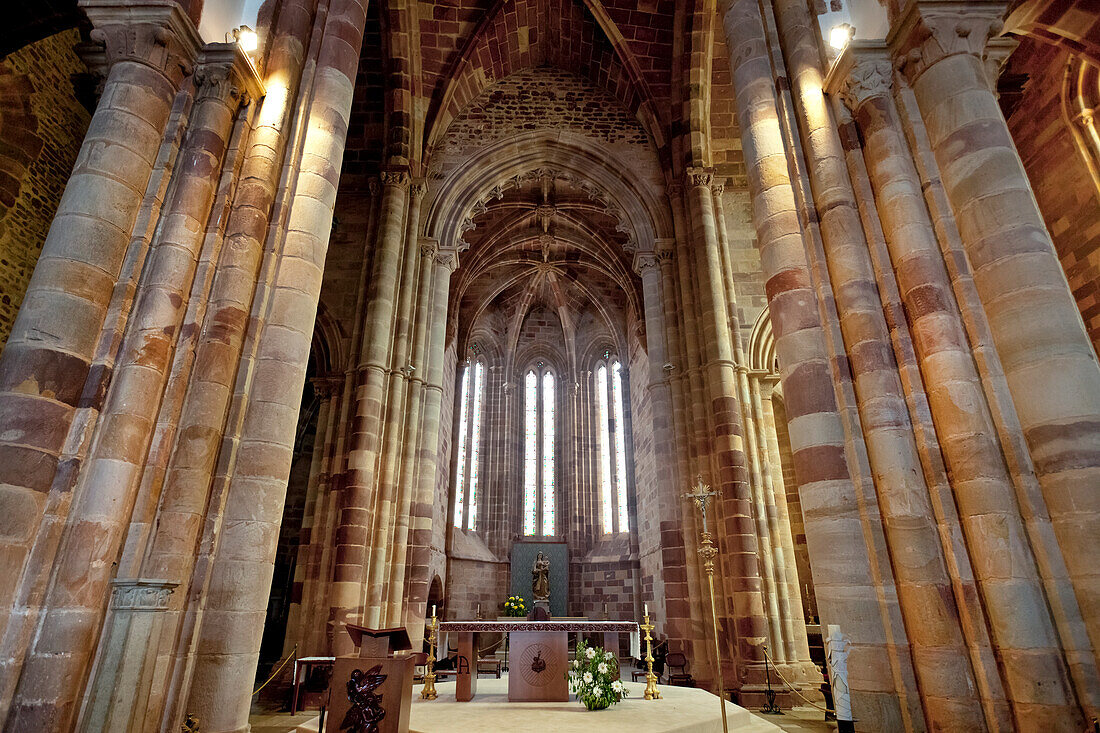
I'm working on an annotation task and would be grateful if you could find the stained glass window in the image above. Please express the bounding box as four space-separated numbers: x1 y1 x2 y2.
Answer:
596 357 630 534
612 361 629 533
523 367 556 536
542 371 556 536
596 365 613 532
453 365 470 528
467 360 484 530
453 359 485 530
524 370 538 535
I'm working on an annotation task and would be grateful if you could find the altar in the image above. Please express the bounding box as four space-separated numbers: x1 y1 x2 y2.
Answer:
436 620 640 702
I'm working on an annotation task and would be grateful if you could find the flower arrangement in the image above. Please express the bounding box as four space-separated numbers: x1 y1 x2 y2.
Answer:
503 595 527 617
566 639 627 711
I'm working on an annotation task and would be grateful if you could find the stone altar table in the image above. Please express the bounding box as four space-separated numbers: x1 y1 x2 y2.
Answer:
437 620 639 702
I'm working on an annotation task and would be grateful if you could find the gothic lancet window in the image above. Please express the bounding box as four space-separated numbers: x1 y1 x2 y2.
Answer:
596 358 630 534
523 367 556 535
453 359 485 530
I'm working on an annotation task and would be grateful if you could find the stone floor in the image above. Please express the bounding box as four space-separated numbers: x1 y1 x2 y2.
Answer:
249 676 838 733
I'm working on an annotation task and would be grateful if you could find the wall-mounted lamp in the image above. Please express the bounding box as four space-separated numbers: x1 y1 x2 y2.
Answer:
230 25 259 54
829 23 854 51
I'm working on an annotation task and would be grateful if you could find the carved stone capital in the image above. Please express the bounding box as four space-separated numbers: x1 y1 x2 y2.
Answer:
686 167 714 189
826 43 894 111
654 238 677 263
81 0 202 85
711 182 725 197
410 179 428 199
109 579 176 611
888 0 1008 84
633 252 659 275
368 178 381 197
194 43 265 108
311 374 343 398
380 169 411 189
420 237 439 259
435 247 459 272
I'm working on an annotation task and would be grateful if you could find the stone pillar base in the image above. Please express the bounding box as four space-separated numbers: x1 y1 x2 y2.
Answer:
79 579 177 732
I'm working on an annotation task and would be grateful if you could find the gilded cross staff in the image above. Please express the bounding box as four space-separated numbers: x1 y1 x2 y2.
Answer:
683 475 728 733
421 606 439 700
641 605 661 700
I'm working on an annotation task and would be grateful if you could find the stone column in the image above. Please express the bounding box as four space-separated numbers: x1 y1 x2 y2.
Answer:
720 0 924 726
135 1 318 725
78 580 176 732
834 44 1090 726
184 0 368 729
892 0 1100 674
749 374 814 670
769 0 989 726
367 180 425 625
331 169 410 653
685 168 768 684
0 2 199 726
284 382 336 657
404 247 457 647
632 250 681 621
20 44 255 733
385 234 437 625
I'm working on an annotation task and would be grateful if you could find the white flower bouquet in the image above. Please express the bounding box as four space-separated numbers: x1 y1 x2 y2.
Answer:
566 639 627 710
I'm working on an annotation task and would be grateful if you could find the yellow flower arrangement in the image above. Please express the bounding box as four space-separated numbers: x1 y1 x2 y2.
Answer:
503 595 527 617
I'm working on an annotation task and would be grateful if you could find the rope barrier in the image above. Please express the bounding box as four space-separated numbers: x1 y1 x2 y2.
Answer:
761 645 835 715
252 643 299 697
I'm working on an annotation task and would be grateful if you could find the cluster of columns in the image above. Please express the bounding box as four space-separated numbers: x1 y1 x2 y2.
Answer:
630 168 821 704
715 0 1100 728
0 0 395 729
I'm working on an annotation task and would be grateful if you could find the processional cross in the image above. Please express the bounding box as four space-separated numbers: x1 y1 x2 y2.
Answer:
683 475 719 535
682 474 728 731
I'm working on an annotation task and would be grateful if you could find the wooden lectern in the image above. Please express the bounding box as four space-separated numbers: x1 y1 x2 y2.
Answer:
326 625 414 733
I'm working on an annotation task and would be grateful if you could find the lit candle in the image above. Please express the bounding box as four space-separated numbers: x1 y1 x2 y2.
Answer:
432 604 437 618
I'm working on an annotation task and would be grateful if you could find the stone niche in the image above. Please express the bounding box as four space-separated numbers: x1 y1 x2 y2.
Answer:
510 541 568 617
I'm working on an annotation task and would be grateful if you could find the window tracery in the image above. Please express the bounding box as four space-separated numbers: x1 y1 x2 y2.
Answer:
453 359 485 530
523 366 556 535
596 356 630 534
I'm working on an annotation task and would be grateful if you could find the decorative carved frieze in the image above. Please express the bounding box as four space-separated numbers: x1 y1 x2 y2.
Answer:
435 247 459 271
420 238 439 259
633 252 659 275
80 0 202 84
192 44 264 111
655 238 677 263
888 0 1008 84
686 167 714 189
380 169 411 189
109 579 176 611
840 61 893 110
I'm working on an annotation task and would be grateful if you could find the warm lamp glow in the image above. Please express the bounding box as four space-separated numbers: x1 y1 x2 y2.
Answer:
829 23 854 51
234 25 258 53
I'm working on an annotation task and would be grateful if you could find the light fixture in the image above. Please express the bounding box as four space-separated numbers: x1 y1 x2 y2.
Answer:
232 25 258 54
829 23 854 51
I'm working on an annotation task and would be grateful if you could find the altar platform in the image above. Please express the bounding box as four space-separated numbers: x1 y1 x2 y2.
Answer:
294 675 785 732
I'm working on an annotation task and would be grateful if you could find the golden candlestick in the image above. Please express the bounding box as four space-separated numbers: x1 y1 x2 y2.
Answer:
420 610 438 700
641 611 661 700
685 476 728 733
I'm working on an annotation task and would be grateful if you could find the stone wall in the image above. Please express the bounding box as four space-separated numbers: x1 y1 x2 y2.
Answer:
0 29 89 347
1004 37 1100 353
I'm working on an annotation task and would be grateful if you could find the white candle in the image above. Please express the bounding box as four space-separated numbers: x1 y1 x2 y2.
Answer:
432 604 436 618
644 603 649 617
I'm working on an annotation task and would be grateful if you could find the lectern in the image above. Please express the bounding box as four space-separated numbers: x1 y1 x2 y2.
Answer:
326 625 414 733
